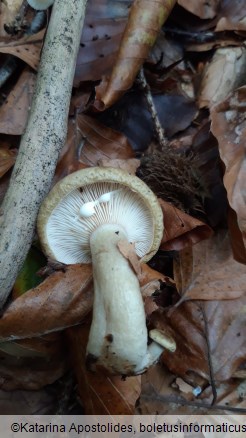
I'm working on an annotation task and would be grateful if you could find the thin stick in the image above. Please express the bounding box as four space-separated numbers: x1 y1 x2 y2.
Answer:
200 304 218 405
137 67 169 149
0 0 88 309
141 393 246 414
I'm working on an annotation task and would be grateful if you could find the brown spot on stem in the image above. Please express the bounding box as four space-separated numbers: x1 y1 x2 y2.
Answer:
105 334 114 343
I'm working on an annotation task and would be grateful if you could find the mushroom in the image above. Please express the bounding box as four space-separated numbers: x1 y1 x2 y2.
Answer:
27 0 54 10
38 167 175 375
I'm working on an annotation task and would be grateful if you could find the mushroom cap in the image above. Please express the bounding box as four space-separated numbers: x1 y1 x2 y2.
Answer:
37 167 164 264
27 0 54 10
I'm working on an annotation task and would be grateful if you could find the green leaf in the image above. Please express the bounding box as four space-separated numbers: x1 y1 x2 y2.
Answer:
13 245 46 296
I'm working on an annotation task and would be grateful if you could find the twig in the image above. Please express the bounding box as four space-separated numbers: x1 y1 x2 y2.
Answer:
200 304 218 405
141 394 246 414
0 0 88 309
137 67 169 149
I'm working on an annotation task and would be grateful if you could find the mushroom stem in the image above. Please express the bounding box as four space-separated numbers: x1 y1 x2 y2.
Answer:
86 223 163 375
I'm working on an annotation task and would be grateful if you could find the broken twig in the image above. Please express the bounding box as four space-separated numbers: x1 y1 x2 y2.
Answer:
0 0 88 309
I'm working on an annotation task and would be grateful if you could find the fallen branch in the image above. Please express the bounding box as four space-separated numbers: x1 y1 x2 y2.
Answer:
0 0 88 309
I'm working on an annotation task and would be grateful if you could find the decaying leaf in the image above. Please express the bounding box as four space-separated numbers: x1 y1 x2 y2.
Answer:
95 0 177 109
55 114 134 182
0 333 67 390
66 323 141 414
150 232 246 382
117 240 141 276
139 263 167 287
138 364 246 414
178 0 219 19
211 85 246 261
151 294 246 383
98 92 197 151
0 144 17 178
215 1 246 32
74 0 132 84
174 231 245 301
0 0 23 37
75 20 126 84
98 157 140 175
199 47 246 108
0 29 45 69
0 387 57 414
0 265 93 342
159 199 212 251
74 114 135 165
0 68 36 135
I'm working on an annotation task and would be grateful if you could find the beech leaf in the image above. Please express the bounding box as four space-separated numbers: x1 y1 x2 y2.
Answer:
0 69 36 135
211 85 246 261
178 0 219 19
151 293 246 382
0 145 17 178
95 0 177 109
0 265 93 342
159 199 212 251
117 240 141 276
77 114 135 164
66 324 141 414
0 30 45 70
174 232 245 302
199 47 246 108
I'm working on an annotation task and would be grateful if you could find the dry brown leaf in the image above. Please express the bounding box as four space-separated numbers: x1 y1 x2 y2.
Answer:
0 68 36 135
55 115 135 182
0 145 17 178
139 264 171 317
0 264 93 341
0 0 22 37
66 323 141 414
175 377 194 396
228 208 246 265
0 334 67 390
0 333 64 359
174 231 245 301
98 158 140 175
0 172 11 204
159 199 212 251
75 114 135 165
74 0 132 84
0 387 57 414
149 233 246 382
211 85 246 260
199 47 246 108
215 1 246 32
95 0 176 109
0 29 45 70
178 0 219 19
138 364 246 414
151 293 246 383
117 240 141 276
138 263 167 287
75 19 126 84
54 118 89 182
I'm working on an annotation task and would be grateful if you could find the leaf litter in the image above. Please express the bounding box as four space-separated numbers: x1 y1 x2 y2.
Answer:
0 0 245 416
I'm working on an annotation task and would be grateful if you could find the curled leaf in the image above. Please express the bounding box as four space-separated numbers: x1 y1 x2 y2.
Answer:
211 85 246 261
174 231 245 302
95 0 177 109
159 199 212 251
0 30 45 70
0 265 93 342
0 146 17 178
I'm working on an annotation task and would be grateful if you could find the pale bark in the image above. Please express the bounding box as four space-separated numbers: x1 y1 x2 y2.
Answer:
0 0 88 308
